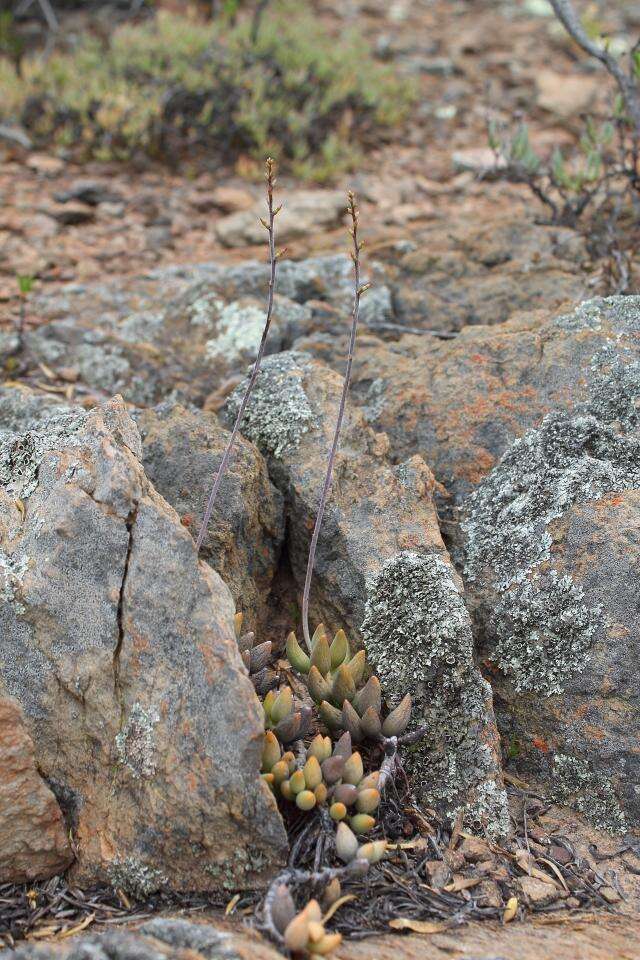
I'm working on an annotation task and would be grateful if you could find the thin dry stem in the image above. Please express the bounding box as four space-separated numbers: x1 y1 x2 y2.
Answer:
301 192 366 649
549 0 640 135
195 158 281 552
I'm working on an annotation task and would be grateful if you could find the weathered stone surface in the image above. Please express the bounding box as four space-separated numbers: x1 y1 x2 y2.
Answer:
362 552 509 837
349 296 640 508
2 918 282 960
462 358 640 829
214 189 345 247
0 697 72 883
224 351 450 635
0 397 286 891
224 352 507 833
135 400 284 633
389 217 589 333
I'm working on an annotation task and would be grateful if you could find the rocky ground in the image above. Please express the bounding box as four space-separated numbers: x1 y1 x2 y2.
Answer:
1 1 640 959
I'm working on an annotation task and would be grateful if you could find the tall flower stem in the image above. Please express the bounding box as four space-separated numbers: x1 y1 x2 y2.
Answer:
301 192 367 649
195 158 282 552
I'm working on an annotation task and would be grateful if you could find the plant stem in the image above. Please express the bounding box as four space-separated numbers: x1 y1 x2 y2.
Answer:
301 192 365 649
195 158 280 553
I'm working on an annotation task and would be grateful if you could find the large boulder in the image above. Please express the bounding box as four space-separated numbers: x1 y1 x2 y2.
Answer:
224 352 508 834
462 412 640 832
347 296 640 509
0 397 287 892
135 401 285 634
0 697 72 883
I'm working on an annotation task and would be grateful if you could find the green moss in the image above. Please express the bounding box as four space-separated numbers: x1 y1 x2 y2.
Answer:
0 4 415 177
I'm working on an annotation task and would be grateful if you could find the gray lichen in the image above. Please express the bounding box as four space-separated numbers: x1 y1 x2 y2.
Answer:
463 412 640 590
492 571 602 695
362 552 472 699
586 342 640 431
224 351 315 458
0 550 29 613
362 551 509 838
108 856 168 898
115 703 160 779
204 847 270 891
205 301 267 363
554 295 640 335
551 753 627 834
0 409 86 499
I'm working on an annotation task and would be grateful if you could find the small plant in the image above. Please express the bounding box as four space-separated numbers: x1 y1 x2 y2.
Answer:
286 625 411 742
268 887 342 956
489 0 640 292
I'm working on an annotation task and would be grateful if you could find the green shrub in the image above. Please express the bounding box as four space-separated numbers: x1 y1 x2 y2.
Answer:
0 3 414 178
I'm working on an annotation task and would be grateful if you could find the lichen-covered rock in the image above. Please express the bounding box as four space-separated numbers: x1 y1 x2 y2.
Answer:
391 217 589 333
361 552 509 838
348 295 640 512
24 256 386 410
224 353 507 833
0 697 73 883
2 917 282 960
224 351 452 637
0 397 287 890
135 400 284 633
463 411 640 832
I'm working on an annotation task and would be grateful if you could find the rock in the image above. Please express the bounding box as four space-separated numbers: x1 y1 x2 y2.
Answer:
53 180 124 207
209 185 256 213
463 422 640 831
215 190 345 247
2 917 282 960
42 203 96 226
135 400 284 633
0 397 287 891
460 836 492 863
0 697 73 883
423 860 449 889
518 875 560 907
536 70 600 118
362 552 509 838
223 351 450 633
475 879 503 908
224 352 507 834
452 147 504 175
26 154 64 176
350 296 640 509
390 217 588 334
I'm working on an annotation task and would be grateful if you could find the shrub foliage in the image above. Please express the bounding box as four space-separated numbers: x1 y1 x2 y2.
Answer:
0 3 414 177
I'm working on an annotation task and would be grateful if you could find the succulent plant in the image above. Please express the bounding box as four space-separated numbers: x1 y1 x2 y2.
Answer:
335 822 387 866
287 624 412 742
262 730 382 834
234 612 277 696
269 888 342 956
262 686 312 745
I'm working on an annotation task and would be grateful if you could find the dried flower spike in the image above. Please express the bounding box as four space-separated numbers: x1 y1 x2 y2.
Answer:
195 158 281 551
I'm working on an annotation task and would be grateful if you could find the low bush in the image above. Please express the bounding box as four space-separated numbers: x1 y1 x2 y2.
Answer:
0 3 414 178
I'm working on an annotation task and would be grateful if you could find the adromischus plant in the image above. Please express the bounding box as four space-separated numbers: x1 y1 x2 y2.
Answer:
286 625 412 742
195 158 284 551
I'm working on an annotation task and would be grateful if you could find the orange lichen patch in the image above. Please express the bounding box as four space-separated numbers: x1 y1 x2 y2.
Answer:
584 724 606 741
532 736 549 752
197 642 218 685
